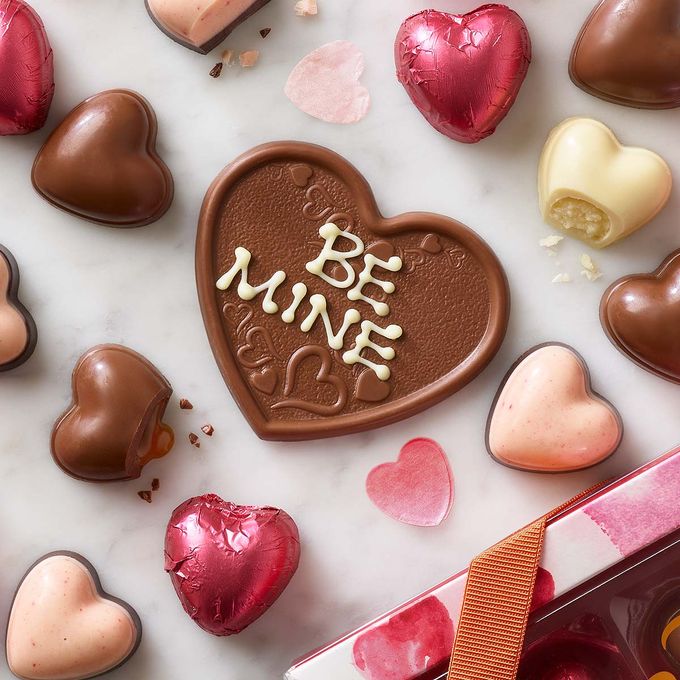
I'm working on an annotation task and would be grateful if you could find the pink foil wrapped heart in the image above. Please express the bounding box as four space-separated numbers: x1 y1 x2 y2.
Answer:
395 4 531 143
164 494 300 636
0 0 54 135
366 438 454 527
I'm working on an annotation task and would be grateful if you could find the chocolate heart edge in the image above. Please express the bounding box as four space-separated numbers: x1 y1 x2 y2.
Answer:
0 244 37 372
485 342 624 473
5 551 142 679
196 140 510 441
600 249 680 384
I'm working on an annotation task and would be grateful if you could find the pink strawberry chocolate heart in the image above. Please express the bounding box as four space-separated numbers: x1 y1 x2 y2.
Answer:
366 438 453 526
0 0 54 135
487 344 623 473
395 4 531 143
164 494 300 636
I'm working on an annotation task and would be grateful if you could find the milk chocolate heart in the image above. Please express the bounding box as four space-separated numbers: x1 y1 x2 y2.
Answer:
487 344 622 472
570 0 680 109
51 344 174 481
0 0 54 135
32 90 173 228
6 552 141 680
0 245 37 371
164 494 300 636
601 250 680 383
196 142 509 440
395 5 531 143
146 0 270 54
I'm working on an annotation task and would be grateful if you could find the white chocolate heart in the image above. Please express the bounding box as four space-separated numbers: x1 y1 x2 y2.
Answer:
487 345 622 472
538 117 671 248
6 554 139 680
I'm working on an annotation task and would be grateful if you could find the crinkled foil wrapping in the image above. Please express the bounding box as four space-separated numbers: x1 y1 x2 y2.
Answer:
0 0 54 135
164 494 300 636
395 6 531 143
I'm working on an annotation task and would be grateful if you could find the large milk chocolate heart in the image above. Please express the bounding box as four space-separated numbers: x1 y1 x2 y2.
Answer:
570 0 680 109
165 494 300 636
394 5 531 143
32 89 173 228
0 0 54 135
487 344 622 472
196 142 509 440
6 552 141 680
601 250 680 383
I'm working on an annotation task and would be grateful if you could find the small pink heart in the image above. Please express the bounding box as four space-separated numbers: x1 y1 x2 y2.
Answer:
366 438 454 527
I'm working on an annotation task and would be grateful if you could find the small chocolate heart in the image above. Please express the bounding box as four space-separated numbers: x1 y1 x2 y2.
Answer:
601 250 680 383
355 369 391 402
250 366 278 395
6 552 141 680
32 89 173 228
290 164 313 187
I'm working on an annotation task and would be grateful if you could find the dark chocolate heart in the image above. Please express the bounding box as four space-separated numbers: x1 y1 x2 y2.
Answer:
196 142 509 440
570 0 680 109
601 250 680 382
32 89 173 228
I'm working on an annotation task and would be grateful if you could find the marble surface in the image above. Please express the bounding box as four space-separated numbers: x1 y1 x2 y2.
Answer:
2 1 680 678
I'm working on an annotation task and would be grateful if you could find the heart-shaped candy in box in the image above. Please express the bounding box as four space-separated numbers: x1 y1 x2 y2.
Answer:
196 142 509 440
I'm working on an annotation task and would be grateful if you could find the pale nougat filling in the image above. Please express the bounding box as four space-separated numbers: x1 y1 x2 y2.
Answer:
549 197 609 242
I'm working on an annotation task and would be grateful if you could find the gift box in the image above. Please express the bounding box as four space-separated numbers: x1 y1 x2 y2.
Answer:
286 446 680 679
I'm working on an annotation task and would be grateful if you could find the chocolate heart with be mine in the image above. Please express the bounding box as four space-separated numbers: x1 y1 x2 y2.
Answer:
196 142 509 440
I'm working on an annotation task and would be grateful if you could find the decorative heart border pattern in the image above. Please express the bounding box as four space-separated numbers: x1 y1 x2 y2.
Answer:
196 141 510 440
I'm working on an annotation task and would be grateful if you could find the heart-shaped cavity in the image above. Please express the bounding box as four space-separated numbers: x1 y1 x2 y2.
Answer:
487 344 622 472
0 245 37 371
395 5 531 144
570 0 680 109
0 0 54 135
164 494 300 636
32 89 173 228
366 438 453 527
196 141 509 440
51 344 174 482
284 41 370 124
146 0 270 54
538 117 672 248
6 552 141 680
601 250 680 383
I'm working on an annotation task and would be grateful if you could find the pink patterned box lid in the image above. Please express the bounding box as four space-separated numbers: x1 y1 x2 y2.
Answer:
286 446 680 680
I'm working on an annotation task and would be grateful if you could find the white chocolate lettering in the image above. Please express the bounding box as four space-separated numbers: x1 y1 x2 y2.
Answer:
347 253 403 317
281 282 308 323
343 321 403 381
305 223 364 289
300 294 361 350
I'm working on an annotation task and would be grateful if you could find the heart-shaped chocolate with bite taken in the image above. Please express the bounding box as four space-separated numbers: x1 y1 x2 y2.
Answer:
570 0 680 109
601 250 680 383
32 89 173 228
51 344 174 481
0 245 37 372
6 552 141 680
196 142 509 440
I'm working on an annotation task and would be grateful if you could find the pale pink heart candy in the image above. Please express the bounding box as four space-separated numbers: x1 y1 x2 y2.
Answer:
487 344 623 473
366 438 454 527
284 40 370 124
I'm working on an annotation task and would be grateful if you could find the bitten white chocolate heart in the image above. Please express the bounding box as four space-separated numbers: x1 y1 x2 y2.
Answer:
6 553 141 680
487 344 622 472
538 117 671 248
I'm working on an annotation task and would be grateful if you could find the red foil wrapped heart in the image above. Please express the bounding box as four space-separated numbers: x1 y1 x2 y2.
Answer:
395 4 531 143
0 0 54 135
164 494 300 636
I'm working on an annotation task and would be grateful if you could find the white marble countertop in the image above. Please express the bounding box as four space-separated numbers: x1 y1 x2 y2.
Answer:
2 0 680 678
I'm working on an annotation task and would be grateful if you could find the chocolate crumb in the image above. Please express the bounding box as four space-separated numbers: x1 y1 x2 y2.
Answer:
179 398 193 410
189 432 200 448
209 62 223 78
138 490 152 503
201 424 214 436
239 50 259 68
151 478 160 491
259 28 271 38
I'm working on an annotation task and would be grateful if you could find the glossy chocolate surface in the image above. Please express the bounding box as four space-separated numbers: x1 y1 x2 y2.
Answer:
196 141 509 441
32 89 173 228
570 0 680 109
51 344 174 482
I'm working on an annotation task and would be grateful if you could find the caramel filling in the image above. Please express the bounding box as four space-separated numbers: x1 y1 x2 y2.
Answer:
549 197 609 243
137 400 174 467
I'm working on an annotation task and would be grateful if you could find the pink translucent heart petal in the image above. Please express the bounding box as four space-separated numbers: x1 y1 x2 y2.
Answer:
284 40 370 124
366 438 454 527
